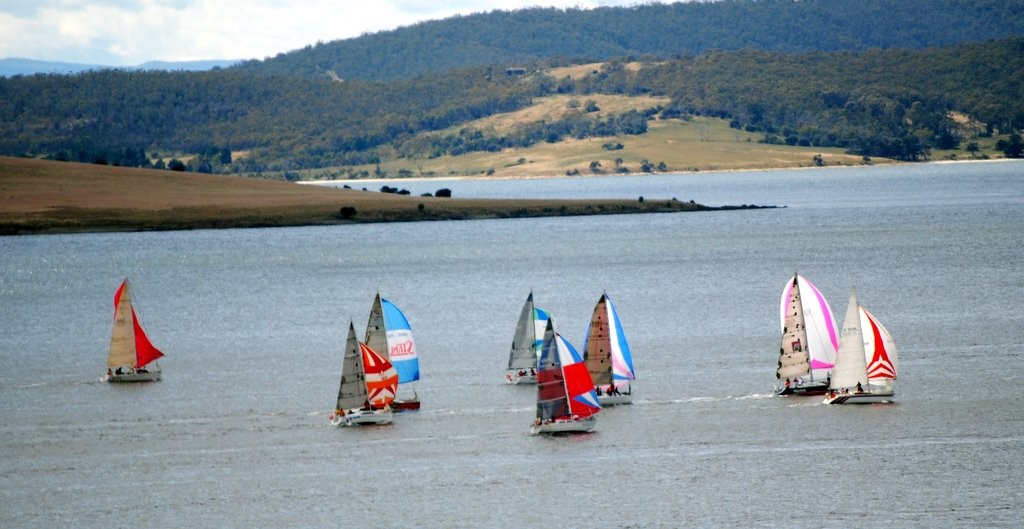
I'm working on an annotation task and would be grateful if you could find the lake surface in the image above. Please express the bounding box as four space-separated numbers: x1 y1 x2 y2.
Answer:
2 160 1023 528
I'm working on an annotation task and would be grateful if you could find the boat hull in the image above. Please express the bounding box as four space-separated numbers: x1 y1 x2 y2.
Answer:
505 372 536 385
824 390 895 405
330 409 393 426
530 415 596 434
392 398 420 411
598 393 633 406
105 370 161 382
776 380 829 396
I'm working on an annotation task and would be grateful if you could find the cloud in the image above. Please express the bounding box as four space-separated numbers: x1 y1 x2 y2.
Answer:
0 0 642 65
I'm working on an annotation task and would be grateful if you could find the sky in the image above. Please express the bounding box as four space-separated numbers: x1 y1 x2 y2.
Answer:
0 0 645 66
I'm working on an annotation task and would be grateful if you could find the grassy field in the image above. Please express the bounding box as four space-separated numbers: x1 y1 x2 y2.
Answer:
0 157 711 235
302 108 879 181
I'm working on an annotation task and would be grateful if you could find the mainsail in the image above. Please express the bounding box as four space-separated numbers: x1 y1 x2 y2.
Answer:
508 292 550 371
582 293 635 390
107 279 164 369
536 319 601 422
777 274 837 381
365 293 419 384
830 288 869 390
336 322 369 411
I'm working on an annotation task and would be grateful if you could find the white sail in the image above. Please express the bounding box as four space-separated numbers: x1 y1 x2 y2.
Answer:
107 283 137 368
830 288 869 390
508 292 548 371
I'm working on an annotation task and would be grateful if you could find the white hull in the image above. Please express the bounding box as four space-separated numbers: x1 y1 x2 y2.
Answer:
530 415 596 434
505 372 536 385
105 370 161 382
598 393 632 406
330 408 393 426
824 390 895 405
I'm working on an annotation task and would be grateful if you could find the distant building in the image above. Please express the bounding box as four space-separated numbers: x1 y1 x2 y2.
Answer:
505 67 527 76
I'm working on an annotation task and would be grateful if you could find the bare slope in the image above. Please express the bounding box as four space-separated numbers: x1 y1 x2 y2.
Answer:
0 157 709 235
321 94 877 181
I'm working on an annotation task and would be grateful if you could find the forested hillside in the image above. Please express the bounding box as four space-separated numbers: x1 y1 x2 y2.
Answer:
1 1 1022 175
234 0 1024 81
573 40 1024 160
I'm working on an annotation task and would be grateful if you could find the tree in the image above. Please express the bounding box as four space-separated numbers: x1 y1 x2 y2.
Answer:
376 144 397 176
999 132 1023 158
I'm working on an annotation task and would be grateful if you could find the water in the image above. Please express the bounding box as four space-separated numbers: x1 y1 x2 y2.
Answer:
2 160 1023 528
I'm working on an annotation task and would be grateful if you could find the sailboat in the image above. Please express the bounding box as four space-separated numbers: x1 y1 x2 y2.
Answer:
505 292 550 385
330 321 399 426
531 318 602 434
582 292 635 405
104 279 164 382
776 273 838 395
365 293 420 410
824 288 898 405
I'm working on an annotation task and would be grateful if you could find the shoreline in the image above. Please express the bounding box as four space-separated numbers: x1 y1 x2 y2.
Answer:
297 157 1014 186
3 157 781 236
4 201 778 236
8 156 1011 236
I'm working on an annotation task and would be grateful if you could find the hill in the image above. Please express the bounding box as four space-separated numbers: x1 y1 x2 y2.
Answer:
3 38 1020 174
311 105 877 180
0 1 1022 176
234 0 1024 82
